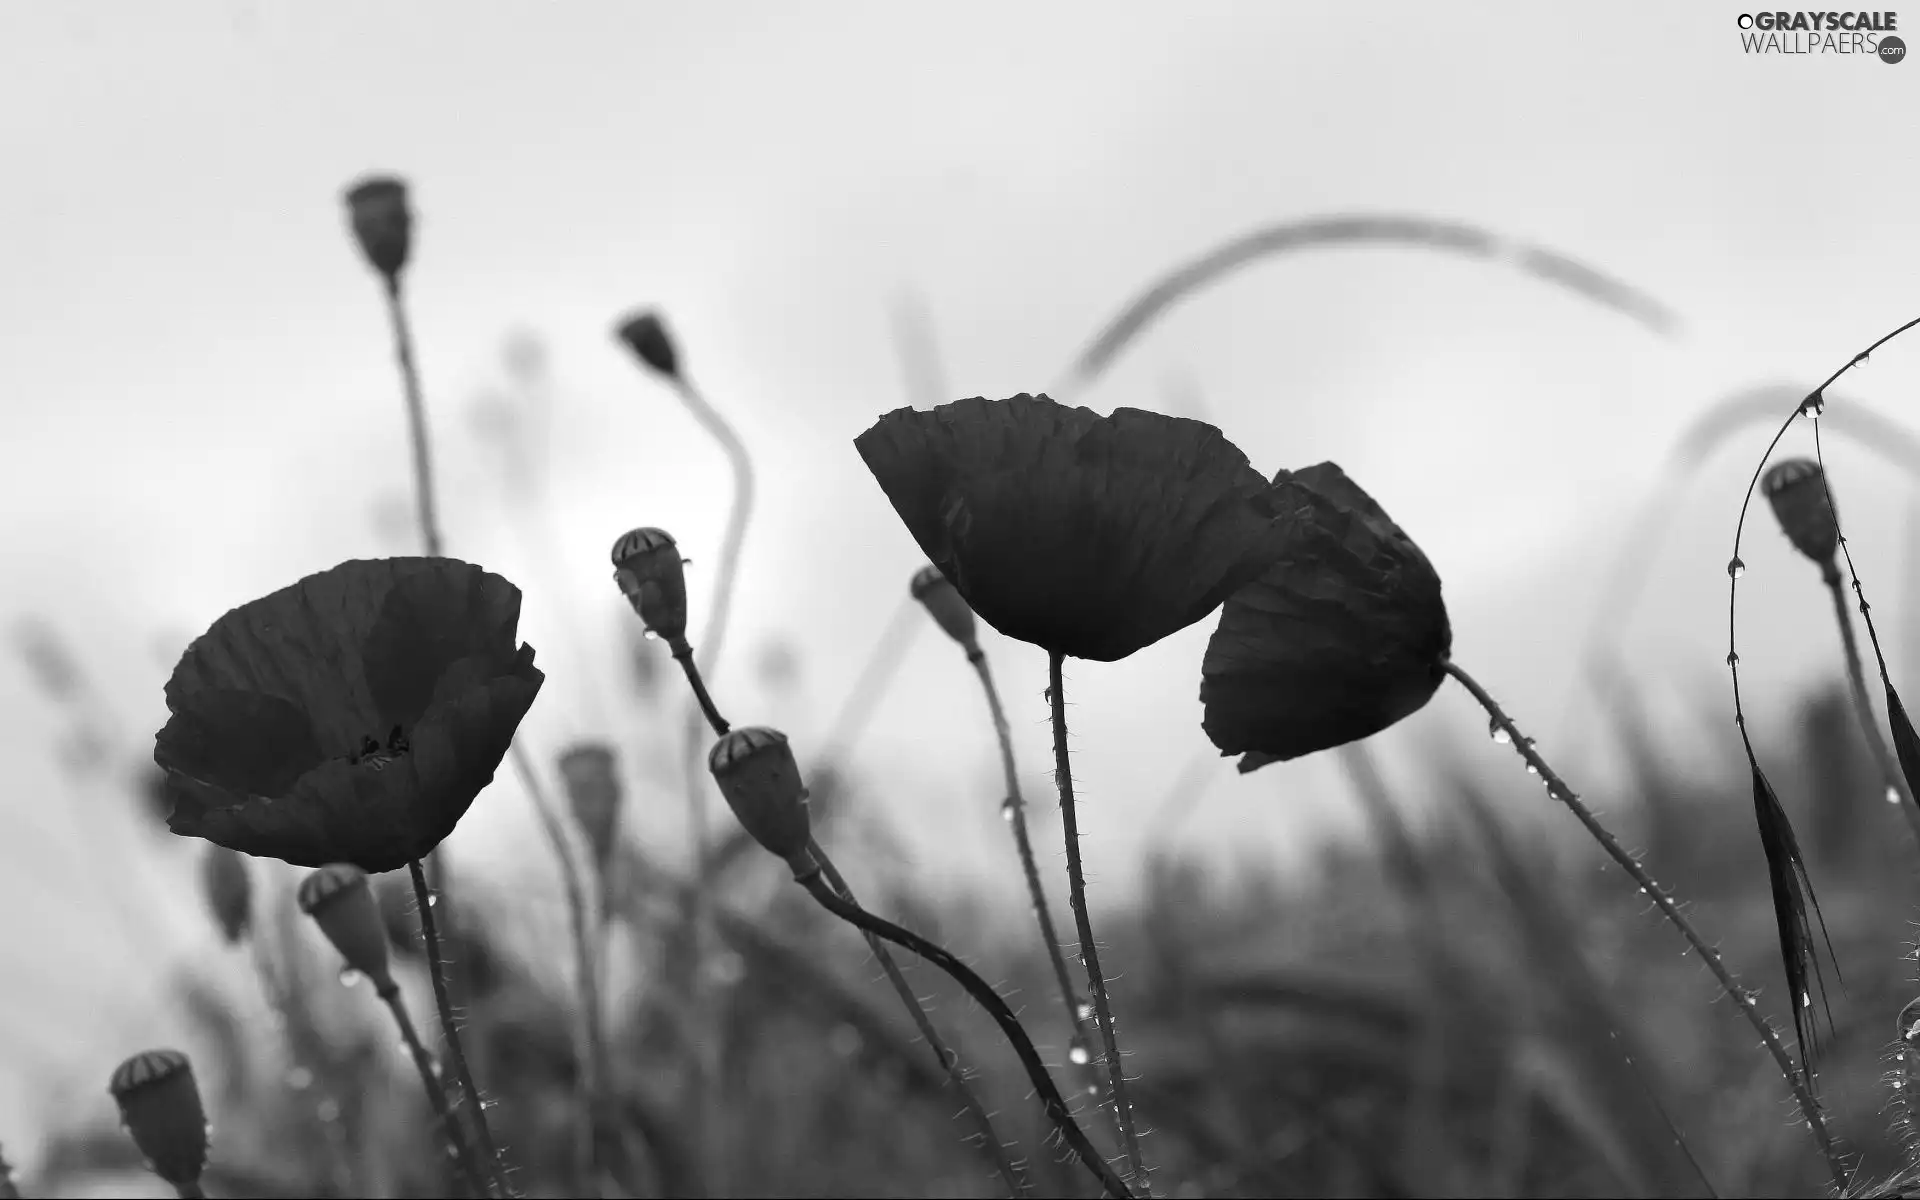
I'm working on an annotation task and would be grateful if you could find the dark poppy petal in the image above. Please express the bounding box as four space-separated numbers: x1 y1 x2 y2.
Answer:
1201 463 1451 767
856 394 1293 662
361 562 523 731
155 689 324 795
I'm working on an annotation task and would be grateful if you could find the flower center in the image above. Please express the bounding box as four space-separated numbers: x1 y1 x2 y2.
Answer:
347 724 411 772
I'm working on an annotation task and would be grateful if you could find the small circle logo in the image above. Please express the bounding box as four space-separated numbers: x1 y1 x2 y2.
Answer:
1882 35 1907 64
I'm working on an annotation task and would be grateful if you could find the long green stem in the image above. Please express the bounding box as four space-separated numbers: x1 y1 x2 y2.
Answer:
1047 651 1147 1187
1823 566 1920 846
1444 660 1846 1191
809 839 1031 1198
409 860 513 1198
969 649 1101 1081
380 985 488 1198
797 867 1133 1200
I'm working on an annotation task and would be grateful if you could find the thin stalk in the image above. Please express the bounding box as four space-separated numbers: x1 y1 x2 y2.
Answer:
1823 565 1920 846
668 648 725 1196
1444 659 1847 1191
1047 651 1147 1187
667 375 754 678
969 648 1102 1081
380 984 488 1198
809 839 1032 1199
408 859 513 1199
508 742 604 1195
174 1184 207 1199
797 866 1133 1200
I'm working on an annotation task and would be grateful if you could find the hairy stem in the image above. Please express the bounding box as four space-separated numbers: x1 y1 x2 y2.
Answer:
381 985 488 1198
809 839 1032 1198
1048 651 1147 1186
970 648 1101 1079
798 865 1134 1200
508 742 604 1195
408 859 513 1198
1823 566 1920 846
1444 660 1846 1191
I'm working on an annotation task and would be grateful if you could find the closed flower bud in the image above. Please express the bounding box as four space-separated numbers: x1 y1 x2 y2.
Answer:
297 864 399 996
611 527 691 651
614 310 680 378
910 565 979 652
198 844 252 945
343 175 413 281
1762 458 1839 568
558 742 623 873
708 727 815 876
109 1049 209 1190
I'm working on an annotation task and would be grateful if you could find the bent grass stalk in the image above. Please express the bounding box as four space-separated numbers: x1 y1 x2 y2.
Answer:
1821 561 1920 845
967 646 1104 1089
1047 651 1148 1187
796 865 1136 1200
377 977 489 1198
1444 660 1848 1191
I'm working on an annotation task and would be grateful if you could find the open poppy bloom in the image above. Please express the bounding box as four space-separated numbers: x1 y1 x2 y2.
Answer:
1201 463 1450 771
155 558 543 872
856 394 1297 662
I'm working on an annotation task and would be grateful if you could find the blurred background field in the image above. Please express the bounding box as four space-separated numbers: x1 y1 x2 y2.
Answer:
6 3 1920 1196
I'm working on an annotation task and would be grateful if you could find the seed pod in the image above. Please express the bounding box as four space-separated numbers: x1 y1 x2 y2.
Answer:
1761 458 1839 567
614 310 680 378
198 844 252 945
558 742 623 874
297 863 399 996
910 564 979 652
708 727 816 877
611 527 691 652
342 175 412 281
109 1049 209 1191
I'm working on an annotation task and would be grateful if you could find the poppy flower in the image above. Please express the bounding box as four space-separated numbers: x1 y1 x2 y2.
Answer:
154 557 543 873
855 394 1296 662
1201 463 1450 771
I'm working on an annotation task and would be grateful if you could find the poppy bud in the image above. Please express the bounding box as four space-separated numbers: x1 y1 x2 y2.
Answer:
1761 458 1839 568
707 727 816 877
297 864 399 997
910 565 979 653
343 175 413 281
558 742 623 873
198 844 252 945
611 527 691 652
109 1049 209 1191
614 310 680 378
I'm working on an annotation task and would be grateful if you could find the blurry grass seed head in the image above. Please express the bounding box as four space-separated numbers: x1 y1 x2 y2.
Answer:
154 557 544 873
857 394 1295 662
197 844 252 945
342 174 412 281
298 863 399 996
1202 463 1451 772
611 527 691 652
910 564 979 652
708 727 815 876
614 310 680 378
557 742 624 871
1761 458 1840 567
109 1049 209 1190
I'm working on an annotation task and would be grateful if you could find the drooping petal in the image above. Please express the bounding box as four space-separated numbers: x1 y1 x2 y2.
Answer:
856 394 1293 662
1201 463 1451 769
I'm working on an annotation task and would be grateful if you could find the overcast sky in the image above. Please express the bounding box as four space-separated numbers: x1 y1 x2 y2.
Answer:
3 0 1918 1157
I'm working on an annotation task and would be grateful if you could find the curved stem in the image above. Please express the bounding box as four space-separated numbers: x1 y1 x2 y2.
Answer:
409 859 513 1198
1823 567 1920 847
674 647 730 738
1048 652 1147 1186
383 277 442 557
797 866 1134 1200
509 742 604 1194
809 840 1032 1199
381 985 488 1198
970 649 1101 1076
669 376 754 678
1443 660 1847 1192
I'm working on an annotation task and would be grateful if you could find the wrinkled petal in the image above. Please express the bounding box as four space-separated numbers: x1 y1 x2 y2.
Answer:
856 394 1294 661
1201 463 1451 769
155 689 323 795
362 562 523 730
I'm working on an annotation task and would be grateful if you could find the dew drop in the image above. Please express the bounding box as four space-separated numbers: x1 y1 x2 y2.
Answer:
480 1098 499 1111
426 892 440 908
1856 352 1871 368
1000 798 1017 822
1800 393 1825 420
642 629 659 642
339 967 365 988
1488 719 1511 745
317 1098 341 1123
1525 763 1539 776
1068 1038 1092 1066
1801 991 1812 1009
1085 1082 1101 1096
1075 1002 1095 1023
1890 785 1903 806
285 1066 314 1091
1727 557 1746 580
